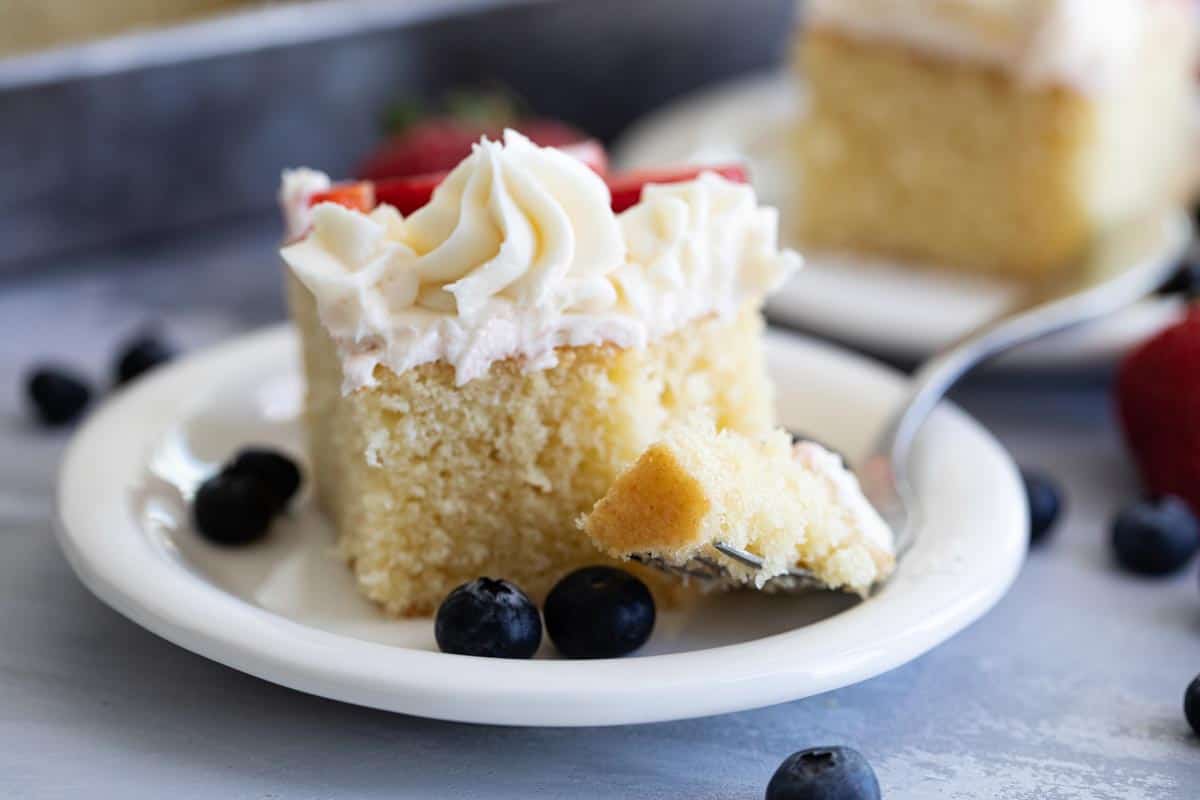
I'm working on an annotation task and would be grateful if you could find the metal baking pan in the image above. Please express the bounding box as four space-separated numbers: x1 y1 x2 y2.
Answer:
0 0 795 272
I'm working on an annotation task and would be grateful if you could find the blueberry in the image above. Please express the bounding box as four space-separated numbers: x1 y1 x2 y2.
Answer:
766 746 881 800
544 566 655 659
1159 247 1200 298
192 471 275 546
1111 496 1200 576
26 366 92 427
115 333 174 385
228 448 302 511
435 578 542 658
1186 675 1200 736
1021 469 1063 545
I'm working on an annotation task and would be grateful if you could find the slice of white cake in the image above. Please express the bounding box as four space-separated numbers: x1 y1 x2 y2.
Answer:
280 131 801 616
795 0 1197 278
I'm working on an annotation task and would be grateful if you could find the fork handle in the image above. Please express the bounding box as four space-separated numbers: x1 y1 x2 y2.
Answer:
864 213 1192 556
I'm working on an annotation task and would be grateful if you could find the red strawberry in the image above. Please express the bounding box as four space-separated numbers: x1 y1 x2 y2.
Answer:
356 120 489 181
607 164 749 213
512 119 586 149
374 171 449 215
1116 305 1200 515
314 139 610 217
311 159 749 219
355 118 592 181
309 182 375 212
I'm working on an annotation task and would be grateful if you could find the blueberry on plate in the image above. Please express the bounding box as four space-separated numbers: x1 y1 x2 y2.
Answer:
115 332 174 385
228 448 302 511
1021 468 1064 545
192 471 276 546
1185 675 1200 737
766 746 881 800
435 578 542 659
1111 496 1200 576
544 566 655 659
26 366 92 427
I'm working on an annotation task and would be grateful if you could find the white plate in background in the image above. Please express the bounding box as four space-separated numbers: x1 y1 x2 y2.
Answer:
56 326 1025 726
615 72 1191 369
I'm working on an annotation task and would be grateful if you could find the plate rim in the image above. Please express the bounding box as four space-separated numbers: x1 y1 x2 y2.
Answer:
55 324 1027 726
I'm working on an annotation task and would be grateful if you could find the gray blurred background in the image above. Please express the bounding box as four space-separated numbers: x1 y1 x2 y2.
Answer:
0 0 794 272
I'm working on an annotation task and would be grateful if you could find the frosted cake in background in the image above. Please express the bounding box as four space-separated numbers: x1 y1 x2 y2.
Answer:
795 0 1198 278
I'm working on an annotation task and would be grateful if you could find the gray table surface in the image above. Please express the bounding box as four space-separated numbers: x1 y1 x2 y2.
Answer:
2 220 1198 799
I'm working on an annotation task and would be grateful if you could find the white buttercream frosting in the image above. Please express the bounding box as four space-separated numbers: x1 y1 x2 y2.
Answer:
806 0 1190 92
279 167 331 242
793 441 894 556
280 130 800 391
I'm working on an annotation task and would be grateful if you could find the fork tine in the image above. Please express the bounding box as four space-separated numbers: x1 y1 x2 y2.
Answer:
631 541 834 594
711 541 822 582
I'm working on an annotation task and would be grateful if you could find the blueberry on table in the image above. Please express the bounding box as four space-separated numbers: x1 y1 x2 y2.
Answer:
228 448 302 511
26 366 92 427
1186 675 1200 737
114 333 174 385
766 746 881 800
1111 496 1200 576
435 578 542 659
1021 468 1063 545
544 566 655 659
192 471 276 546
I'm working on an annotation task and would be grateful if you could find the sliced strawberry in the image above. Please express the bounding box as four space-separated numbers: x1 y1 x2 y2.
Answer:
373 171 450 215
309 181 375 212
607 164 749 213
356 120 490 181
514 119 587 149
356 117 593 181
319 139 608 218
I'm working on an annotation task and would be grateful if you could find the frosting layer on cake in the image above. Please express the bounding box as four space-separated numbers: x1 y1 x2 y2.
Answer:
281 131 800 390
806 0 1191 92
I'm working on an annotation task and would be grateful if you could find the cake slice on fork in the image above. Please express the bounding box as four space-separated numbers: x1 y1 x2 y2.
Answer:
583 420 895 597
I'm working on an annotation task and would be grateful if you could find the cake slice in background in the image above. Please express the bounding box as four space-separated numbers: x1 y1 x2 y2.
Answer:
280 132 800 616
583 420 894 597
795 0 1198 278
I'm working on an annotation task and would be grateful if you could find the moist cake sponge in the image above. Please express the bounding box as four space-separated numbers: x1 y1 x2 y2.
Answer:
795 28 1195 277
289 275 776 616
583 420 894 596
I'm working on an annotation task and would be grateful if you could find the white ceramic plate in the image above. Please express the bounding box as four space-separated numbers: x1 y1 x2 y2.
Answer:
56 325 1026 727
615 72 1191 369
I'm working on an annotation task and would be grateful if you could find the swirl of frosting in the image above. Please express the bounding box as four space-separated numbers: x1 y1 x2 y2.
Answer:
404 129 625 320
613 172 800 328
281 202 418 341
280 131 801 390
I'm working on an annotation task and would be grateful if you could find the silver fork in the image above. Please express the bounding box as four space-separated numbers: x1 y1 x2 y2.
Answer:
639 210 1192 594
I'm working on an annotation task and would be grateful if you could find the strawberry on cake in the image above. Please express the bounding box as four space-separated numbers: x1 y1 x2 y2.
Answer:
280 130 804 616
